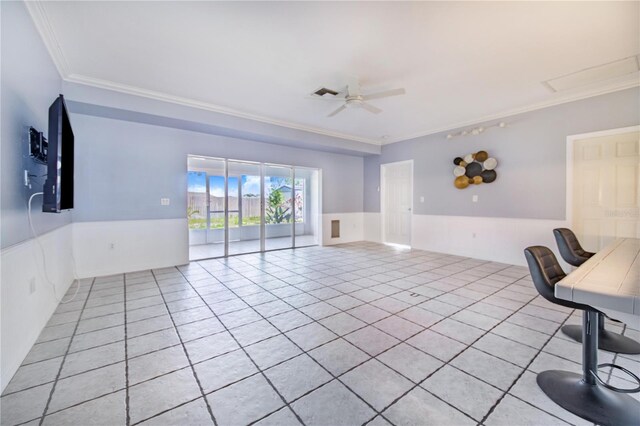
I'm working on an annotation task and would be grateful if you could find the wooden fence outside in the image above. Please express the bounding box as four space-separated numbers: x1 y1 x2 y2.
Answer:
188 193 262 218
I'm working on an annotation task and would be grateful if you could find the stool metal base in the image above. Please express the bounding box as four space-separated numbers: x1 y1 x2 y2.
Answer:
537 370 640 426
561 325 640 355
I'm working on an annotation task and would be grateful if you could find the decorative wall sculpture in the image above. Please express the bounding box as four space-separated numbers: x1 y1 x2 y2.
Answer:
452 150 498 189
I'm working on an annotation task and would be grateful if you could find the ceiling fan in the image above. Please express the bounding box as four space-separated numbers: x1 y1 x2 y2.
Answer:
310 79 406 117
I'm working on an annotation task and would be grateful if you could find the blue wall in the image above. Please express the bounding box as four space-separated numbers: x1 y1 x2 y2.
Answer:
70 113 364 222
1 1 68 249
364 88 639 219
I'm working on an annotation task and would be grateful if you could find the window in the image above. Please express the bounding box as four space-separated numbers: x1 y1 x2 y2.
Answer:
294 178 304 223
241 175 261 226
187 171 207 230
188 170 308 230
209 175 225 229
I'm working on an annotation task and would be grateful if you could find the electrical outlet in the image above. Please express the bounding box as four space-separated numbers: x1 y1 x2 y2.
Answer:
472 195 478 202
161 198 170 206
29 277 36 294
420 196 425 203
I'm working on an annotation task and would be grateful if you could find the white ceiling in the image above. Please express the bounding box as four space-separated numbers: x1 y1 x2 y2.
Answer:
29 1 639 145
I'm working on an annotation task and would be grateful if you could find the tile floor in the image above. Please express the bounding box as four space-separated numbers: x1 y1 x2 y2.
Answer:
2 242 639 426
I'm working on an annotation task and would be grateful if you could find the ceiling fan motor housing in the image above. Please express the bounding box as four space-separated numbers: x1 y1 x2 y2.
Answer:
345 96 364 108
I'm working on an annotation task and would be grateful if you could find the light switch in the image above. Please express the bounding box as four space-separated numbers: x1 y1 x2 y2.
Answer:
420 196 425 203
472 195 478 203
161 198 170 206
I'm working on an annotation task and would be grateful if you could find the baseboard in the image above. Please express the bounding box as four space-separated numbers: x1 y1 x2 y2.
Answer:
1 224 75 392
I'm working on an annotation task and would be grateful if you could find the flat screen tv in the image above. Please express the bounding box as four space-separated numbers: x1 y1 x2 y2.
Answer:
43 94 74 212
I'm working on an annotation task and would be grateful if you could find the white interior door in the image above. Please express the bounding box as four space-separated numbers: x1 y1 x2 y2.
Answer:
382 161 413 246
573 130 640 251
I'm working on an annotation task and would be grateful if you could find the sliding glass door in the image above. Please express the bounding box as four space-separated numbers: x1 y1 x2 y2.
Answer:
228 160 262 256
188 156 319 260
264 165 294 251
294 167 320 247
187 157 226 260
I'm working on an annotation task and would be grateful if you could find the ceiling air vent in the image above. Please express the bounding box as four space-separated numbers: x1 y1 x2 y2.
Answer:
312 87 339 97
542 55 640 92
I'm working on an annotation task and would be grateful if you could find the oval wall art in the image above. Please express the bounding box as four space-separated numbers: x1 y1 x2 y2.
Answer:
451 150 498 189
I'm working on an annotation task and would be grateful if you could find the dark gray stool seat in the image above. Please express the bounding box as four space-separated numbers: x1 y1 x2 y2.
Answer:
553 228 640 355
553 228 594 267
524 246 640 426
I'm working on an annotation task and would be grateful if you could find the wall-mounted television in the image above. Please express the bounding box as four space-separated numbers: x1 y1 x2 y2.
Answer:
43 94 74 212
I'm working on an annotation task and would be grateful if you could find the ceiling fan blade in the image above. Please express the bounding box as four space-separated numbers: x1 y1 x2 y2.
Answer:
327 105 347 117
362 88 406 101
361 102 382 114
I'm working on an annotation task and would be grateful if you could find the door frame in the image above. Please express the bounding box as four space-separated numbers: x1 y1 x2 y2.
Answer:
380 159 414 247
565 125 640 229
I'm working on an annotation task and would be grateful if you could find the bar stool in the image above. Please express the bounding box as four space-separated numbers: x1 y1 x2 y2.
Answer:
554 228 640 355
524 246 640 426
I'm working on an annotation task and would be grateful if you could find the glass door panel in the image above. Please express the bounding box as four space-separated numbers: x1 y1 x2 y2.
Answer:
187 156 226 260
294 167 319 247
264 165 293 251
208 175 225 242
187 170 207 234
228 161 262 255
227 176 240 228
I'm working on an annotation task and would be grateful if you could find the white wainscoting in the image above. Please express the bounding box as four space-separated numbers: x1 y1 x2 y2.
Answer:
73 219 189 278
1 224 75 392
321 213 364 246
410 214 569 267
363 212 382 243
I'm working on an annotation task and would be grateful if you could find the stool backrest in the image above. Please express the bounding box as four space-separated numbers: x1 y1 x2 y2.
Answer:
553 228 594 267
524 246 566 302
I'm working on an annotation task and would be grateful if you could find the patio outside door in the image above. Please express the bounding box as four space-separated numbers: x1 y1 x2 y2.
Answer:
264 165 294 251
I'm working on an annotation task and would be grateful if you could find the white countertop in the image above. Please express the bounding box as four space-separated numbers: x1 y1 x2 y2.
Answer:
556 238 640 321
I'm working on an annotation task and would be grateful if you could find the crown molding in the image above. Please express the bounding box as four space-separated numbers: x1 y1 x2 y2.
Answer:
25 1 382 147
64 73 383 146
26 1 640 149
65 75 384 147
382 77 640 145
24 0 71 78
